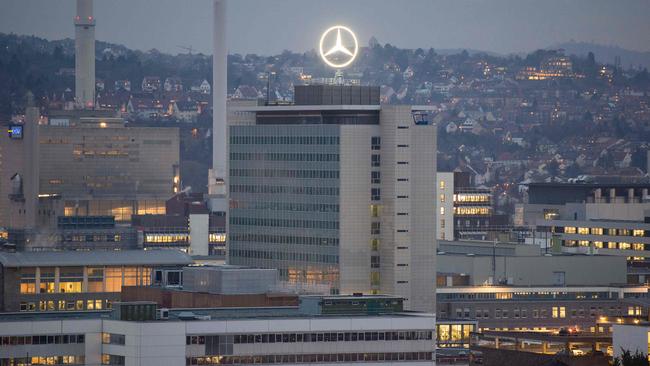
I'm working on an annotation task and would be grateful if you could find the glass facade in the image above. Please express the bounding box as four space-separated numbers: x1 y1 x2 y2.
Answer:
229 125 341 292
17 266 152 312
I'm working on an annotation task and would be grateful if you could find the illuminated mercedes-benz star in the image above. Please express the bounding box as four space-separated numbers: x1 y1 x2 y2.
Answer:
319 25 359 68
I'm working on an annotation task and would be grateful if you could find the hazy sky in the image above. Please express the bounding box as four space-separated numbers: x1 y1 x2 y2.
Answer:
1 0 649 55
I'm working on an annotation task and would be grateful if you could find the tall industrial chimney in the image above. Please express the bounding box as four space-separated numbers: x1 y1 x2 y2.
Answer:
74 0 95 108
208 0 228 212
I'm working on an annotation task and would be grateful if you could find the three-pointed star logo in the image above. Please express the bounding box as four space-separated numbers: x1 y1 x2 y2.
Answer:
323 29 354 57
319 25 359 69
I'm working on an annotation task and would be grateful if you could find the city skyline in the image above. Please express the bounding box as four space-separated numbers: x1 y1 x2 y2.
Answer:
1 0 650 364
1 0 650 56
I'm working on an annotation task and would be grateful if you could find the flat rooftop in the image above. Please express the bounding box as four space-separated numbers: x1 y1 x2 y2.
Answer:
230 105 439 113
0 306 430 323
478 330 611 343
0 249 193 268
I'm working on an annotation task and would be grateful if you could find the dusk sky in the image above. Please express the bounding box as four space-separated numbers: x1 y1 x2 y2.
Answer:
1 0 649 55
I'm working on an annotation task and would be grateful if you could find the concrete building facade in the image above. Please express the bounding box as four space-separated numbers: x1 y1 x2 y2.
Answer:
0 297 436 366
0 112 180 250
437 285 648 332
227 86 436 312
0 250 191 313
436 172 454 242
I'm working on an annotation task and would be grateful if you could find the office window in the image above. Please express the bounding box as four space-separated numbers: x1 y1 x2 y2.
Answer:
370 272 380 286
552 306 566 319
87 268 104 292
102 333 126 345
451 325 463 341
105 268 123 292
591 227 604 235
102 354 125 366
371 137 381 150
371 188 381 201
577 227 589 235
440 194 445 203
371 171 381 184
438 325 450 341
59 270 83 293
633 229 645 237
439 181 445 189
440 207 445 215
564 227 576 234
543 209 559 220
123 267 138 287
371 154 381 167
371 256 380 269
40 272 55 293
20 272 36 294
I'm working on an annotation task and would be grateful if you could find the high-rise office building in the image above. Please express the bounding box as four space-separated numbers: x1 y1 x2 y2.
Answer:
228 85 436 312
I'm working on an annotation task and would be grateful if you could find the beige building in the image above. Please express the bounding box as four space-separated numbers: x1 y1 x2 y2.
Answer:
38 119 179 221
0 109 180 249
228 86 437 312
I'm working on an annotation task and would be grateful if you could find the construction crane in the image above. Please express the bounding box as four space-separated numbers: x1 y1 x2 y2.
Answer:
177 45 194 55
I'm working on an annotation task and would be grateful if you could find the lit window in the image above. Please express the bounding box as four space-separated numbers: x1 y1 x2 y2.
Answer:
590 228 603 235
439 181 445 189
564 227 576 234
440 207 445 215
438 325 450 341
209 233 226 243
633 230 645 237
370 205 380 218
578 227 589 235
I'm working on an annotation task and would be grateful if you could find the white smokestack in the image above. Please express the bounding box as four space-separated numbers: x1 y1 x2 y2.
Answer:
74 0 95 108
209 0 228 212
